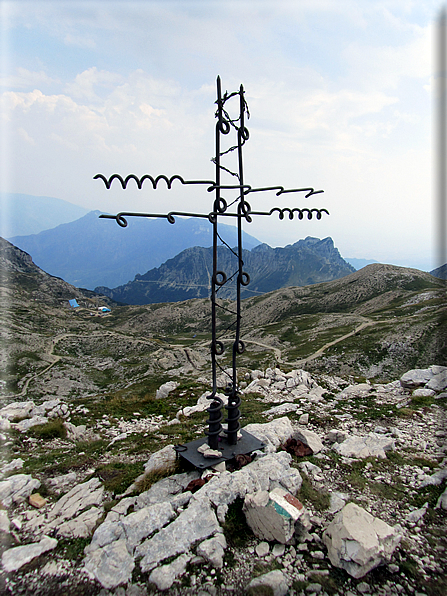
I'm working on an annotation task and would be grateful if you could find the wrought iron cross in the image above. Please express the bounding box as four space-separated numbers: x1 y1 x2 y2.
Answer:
94 76 329 469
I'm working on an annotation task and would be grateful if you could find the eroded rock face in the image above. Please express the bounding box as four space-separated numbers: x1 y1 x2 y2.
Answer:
322 503 402 578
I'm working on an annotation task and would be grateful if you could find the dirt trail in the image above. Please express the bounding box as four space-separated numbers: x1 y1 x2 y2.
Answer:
294 318 377 366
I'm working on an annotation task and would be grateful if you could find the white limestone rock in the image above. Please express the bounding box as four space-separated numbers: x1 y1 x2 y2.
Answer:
47 472 77 494
196 534 227 568
14 416 49 432
1 458 24 475
292 428 324 454
426 369 447 391
84 539 134 589
0 474 41 507
0 510 10 534
325 429 348 444
246 569 290 596
48 477 104 522
244 417 294 453
0 418 11 432
85 500 175 556
178 392 228 418
0 401 34 421
436 487 447 510
243 487 307 544
155 381 178 400
135 472 198 508
194 451 302 507
143 444 177 475
121 502 176 552
322 503 401 578
2 536 57 573
419 467 447 488
136 497 220 572
400 367 443 389
342 384 373 395
56 506 104 538
332 433 395 459
64 421 99 442
263 403 301 417
149 553 192 591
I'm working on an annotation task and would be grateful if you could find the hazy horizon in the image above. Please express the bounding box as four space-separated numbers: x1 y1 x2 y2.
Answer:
1 2 444 273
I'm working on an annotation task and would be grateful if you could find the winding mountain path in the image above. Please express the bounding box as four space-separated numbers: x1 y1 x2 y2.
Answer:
293 317 377 366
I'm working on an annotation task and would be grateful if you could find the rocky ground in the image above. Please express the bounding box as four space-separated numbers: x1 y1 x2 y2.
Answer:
0 365 445 596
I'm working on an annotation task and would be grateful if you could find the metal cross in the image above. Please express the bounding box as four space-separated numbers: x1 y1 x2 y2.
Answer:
94 76 329 469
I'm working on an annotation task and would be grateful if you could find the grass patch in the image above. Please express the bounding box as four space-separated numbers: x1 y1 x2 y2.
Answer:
410 394 435 408
222 497 254 548
28 418 67 440
96 461 144 495
56 537 91 561
308 573 340 595
133 462 179 494
297 473 330 511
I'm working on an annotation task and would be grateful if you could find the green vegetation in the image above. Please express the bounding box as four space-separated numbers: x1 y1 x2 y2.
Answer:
28 418 67 440
296 473 330 511
222 497 254 547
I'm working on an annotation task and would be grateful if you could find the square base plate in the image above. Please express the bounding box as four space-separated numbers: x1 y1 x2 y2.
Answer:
176 429 265 470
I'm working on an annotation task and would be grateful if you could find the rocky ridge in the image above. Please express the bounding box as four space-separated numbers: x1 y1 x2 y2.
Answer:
0 365 445 596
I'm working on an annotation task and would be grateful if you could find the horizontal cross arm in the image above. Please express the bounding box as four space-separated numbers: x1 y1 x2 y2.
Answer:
94 173 215 190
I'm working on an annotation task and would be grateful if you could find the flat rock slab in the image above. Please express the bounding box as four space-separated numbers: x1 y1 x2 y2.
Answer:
194 451 302 507
2 536 57 573
323 503 401 578
148 553 192 591
136 497 220 572
56 506 103 538
333 433 395 459
84 539 134 590
48 477 104 522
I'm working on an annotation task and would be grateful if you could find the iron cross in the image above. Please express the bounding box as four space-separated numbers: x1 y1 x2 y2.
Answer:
94 76 329 469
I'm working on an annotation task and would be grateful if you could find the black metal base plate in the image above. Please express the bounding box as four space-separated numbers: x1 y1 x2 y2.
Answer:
176 429 265 470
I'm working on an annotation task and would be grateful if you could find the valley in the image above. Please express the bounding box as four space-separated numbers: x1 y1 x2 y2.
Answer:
0 238 446 596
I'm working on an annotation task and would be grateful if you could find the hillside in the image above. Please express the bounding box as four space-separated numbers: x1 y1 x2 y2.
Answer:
430 263 447 280
0 238 446 596
96 237 355 304
1 193 88 238
9 211 261 290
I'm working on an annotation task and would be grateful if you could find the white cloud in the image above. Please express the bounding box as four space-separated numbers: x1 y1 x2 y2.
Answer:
0 67 59 90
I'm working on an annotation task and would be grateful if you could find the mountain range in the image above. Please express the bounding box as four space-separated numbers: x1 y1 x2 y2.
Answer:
1 193 89 238
95 236 356 304
9 210 261 290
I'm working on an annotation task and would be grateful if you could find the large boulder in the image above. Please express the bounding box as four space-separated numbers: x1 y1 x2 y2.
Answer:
244 417 294 453
322 503 401 578
400 366 447 389
243 487 309 544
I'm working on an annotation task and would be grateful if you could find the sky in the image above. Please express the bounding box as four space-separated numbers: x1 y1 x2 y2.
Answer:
0 0 445 271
